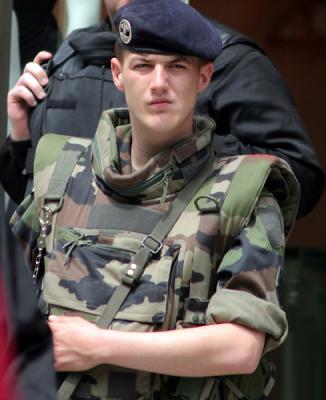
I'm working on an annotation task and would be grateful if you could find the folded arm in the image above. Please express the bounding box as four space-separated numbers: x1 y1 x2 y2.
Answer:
49 315 264 376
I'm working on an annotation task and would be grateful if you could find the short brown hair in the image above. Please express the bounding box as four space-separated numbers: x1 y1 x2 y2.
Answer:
114 42 211 68
114 42 126 62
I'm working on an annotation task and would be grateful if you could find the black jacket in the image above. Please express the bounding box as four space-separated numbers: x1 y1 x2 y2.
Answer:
0 19 324 216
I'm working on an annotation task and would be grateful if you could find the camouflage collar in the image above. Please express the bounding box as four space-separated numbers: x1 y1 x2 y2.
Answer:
92 108 215 202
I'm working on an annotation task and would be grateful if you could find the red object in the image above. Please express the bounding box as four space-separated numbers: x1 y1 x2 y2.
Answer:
0 273 20 400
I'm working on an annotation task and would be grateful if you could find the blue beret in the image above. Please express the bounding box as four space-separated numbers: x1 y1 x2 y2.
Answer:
114 0 222 60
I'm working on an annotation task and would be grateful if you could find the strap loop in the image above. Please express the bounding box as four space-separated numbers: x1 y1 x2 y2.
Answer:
42 196 64 215
194 195 220 213
141 235 163 254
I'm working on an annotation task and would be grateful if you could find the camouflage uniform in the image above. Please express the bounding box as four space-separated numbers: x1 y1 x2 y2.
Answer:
11 109 299 399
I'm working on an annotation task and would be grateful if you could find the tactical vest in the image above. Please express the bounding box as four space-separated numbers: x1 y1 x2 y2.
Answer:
32 134 298 400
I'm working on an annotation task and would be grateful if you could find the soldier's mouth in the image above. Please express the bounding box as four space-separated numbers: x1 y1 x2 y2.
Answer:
148 99 172 109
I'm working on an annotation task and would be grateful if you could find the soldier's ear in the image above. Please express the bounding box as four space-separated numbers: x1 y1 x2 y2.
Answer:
111 57 125 92
197 62 213 94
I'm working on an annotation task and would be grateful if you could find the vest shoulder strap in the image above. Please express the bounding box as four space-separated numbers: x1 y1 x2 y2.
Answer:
215 154 298 256
33 134 92 215
187 154 285 307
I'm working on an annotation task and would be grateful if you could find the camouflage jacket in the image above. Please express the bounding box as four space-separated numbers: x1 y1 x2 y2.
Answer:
11 109 299 400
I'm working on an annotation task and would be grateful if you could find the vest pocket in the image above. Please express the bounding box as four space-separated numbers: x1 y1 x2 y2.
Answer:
44 227 179 331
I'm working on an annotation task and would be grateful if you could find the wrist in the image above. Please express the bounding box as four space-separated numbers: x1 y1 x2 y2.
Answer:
92 328 116 365
11 128 31 142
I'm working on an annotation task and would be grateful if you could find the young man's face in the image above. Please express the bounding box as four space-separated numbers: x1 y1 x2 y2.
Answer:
111 51 213 142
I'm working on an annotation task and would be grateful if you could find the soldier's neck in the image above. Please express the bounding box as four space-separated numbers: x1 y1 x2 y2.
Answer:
129 119 194 170
130 139 160 171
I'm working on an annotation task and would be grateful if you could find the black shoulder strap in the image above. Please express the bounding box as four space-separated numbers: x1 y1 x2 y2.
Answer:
48 39 76 74
24 41 77 178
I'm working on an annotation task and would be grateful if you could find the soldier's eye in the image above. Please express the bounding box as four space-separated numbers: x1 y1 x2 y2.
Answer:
170 63 187 70
134 63 152 70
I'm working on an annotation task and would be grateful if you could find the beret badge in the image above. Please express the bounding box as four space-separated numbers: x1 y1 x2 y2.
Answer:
119 19 132 44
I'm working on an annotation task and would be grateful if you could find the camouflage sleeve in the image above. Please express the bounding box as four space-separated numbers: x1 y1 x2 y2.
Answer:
10 193 41 269
206 190 287 353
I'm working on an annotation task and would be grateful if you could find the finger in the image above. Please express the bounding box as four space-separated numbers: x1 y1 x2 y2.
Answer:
23 62 49 87
8 85 38 107
48 315 59 323
48 315 81 328
16 72 47 101
49 315 72 324
49 315 85 323
33 50 53 65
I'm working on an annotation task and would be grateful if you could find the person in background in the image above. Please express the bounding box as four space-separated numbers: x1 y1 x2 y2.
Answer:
13 0 60 69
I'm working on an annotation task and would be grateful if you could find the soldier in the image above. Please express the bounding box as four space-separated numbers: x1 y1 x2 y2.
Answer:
11 0 300 399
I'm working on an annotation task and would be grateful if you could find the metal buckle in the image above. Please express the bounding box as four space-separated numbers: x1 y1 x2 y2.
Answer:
141 235 163 254
43 196 64 214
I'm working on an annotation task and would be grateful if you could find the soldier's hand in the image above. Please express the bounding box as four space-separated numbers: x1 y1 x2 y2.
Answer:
7 51 53 141
48 315 103 372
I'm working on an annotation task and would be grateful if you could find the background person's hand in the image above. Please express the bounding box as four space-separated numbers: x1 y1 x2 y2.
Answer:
7 51 53 141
